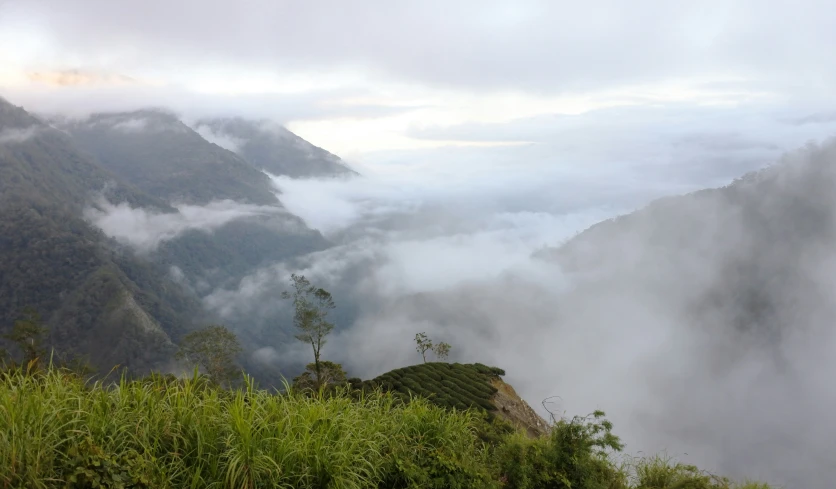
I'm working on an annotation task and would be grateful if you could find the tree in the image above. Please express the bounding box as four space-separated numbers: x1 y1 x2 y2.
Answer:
415 332 433 363
4 307 48 368
415 332 452 362
282 274 335 390
433 341 452 361
293 361 347 392
175 325 242 386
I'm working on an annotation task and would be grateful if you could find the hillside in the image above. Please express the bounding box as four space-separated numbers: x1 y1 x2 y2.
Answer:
536 139 836 349
56 109 332 291
194 117 358 178
365 362 550 437
56 110 282 205
0 98 210 372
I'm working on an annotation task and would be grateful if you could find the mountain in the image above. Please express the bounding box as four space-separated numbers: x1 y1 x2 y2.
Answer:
0 98 210 372
194 117 357 178
56 110 282 205
57 110 331 291
537 140 836 352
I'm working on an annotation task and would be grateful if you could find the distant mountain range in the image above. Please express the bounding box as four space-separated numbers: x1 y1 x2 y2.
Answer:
194 117 357 179
0 96 352 375
3 89 835 396
536 139 836 365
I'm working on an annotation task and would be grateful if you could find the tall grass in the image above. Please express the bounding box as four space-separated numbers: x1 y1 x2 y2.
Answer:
0 368 777 489
0 369 492 488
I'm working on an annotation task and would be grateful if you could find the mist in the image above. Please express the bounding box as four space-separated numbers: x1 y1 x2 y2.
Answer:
84 198 294 253
0 125 40 144
190 136 836 488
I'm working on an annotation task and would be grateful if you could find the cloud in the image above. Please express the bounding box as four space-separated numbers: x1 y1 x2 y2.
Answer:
84 198 293 252
26 69 137 87
193 124 243 152
201 137 836 488
0 125 41 144
110 117 147 132
3 0 836 97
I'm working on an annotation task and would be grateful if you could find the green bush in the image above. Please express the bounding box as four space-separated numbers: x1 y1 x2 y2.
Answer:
497 411 628 489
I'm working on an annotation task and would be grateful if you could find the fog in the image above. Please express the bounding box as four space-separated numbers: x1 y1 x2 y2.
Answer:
52 95 836 486
188 136 836 488
0 125 40 144
84 198 295 252
4 0 836 485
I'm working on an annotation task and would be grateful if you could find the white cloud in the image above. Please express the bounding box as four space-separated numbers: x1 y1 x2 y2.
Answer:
111 117 147 132
0 125 40 144
193 124 244 153
205 137 836 488
84 198 292 252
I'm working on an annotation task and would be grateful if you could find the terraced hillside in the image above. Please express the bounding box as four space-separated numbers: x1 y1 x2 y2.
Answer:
365 363 549 436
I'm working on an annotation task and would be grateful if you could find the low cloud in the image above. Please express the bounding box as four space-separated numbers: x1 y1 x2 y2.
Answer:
85 198 291 252
209 137 836 488
193 124 244 152
111 117 148 132
0 125 41 144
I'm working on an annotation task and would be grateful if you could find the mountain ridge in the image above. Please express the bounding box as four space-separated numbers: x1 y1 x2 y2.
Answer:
194 117 358 178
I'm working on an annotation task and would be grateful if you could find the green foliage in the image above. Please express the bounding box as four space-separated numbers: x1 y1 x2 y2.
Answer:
0 367 494 488
60 436 157 489
415 332 433 363
497 411 628 489
174 325 242 386
414 332 453 363
293 360 348 392
433 341 452 360
63 110 281 206
629 455 775 489
282 273 335 390
365 362 504 415
3 306 48 367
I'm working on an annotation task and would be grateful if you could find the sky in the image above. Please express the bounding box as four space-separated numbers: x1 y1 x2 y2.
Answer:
2 0 836 161
5 1 836 486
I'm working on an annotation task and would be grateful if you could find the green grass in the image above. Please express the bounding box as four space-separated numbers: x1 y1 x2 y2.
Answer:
0 367 777 489
0 368 494 488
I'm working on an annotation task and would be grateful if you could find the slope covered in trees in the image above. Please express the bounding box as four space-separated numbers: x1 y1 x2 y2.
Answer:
57 110 282 206
57 109 332 294
538 139 836 349
0 97 209 372
194 117 358 178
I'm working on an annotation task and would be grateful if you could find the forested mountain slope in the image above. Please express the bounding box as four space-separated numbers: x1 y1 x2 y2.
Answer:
57 109 332 292
538 140 836 350
0 98 209 372
195 117 357 178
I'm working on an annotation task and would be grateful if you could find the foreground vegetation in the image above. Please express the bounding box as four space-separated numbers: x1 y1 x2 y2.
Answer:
0 367 774 489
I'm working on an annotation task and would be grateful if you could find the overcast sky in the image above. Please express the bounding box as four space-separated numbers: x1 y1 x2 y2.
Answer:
2 0 836 165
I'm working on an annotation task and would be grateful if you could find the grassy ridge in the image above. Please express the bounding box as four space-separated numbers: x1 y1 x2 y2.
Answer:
0 368 493 488
0 368 775 488
365 362 504 412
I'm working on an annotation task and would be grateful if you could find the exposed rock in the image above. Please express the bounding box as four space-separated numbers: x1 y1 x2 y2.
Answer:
491 378 551 437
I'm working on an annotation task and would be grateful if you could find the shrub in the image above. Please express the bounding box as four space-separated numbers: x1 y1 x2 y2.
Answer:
498 411 628 489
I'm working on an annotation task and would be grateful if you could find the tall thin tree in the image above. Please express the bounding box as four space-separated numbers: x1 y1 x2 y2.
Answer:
282 274 335 390
415 332 433 363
